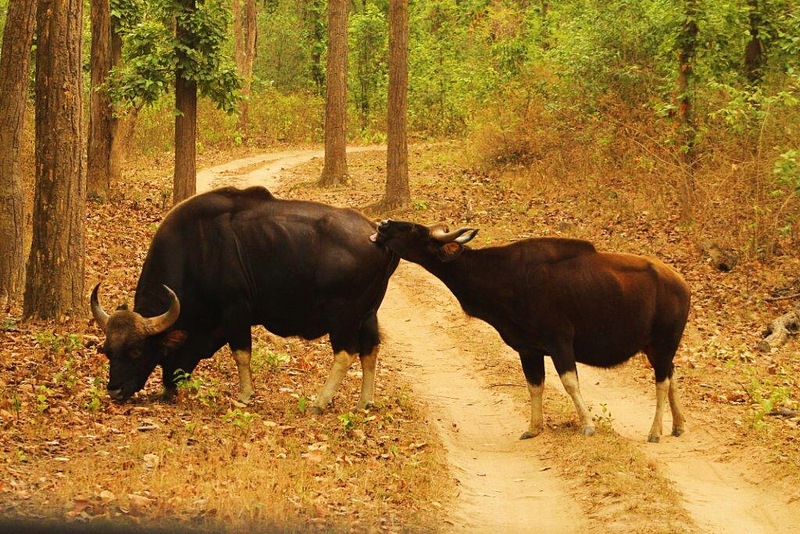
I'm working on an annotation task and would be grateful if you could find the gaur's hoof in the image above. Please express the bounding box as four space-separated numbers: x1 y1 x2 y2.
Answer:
308 405 324 415
235 394 254 407
582 426 596 437
672 428 684 438
519 431 535 440
160 388 178 402
647 434 660 443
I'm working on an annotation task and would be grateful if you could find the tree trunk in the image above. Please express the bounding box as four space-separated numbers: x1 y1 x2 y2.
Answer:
0 0 37 309
319 0 348 186
174 75 197 204
676 0 698 223
87 0 117 201
234 0 257 133
108 30 128 183
304 0 326 95
744 0 764 86
382 0 410 209
173 0 198 205
25 0 85 320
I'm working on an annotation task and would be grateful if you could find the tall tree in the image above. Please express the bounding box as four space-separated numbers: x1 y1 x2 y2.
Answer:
676 0 698 223
744 0 764 86
380 0 410 209
173 0 199 204
0 0 37 308
87 0 117 201
319 0 349 186
233 0 257 132
25 0 85 320
107 0 239 206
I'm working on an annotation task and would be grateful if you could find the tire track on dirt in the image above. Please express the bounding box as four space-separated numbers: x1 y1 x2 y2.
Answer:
393 259 800 533
379 262 588 533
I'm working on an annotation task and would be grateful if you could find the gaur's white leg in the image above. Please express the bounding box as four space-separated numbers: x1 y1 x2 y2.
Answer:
232 349 255 404
648 379 670 442
559 370 595 436
669 377 686 437
357 346 379 410
311 350 357 414
520 383 544 439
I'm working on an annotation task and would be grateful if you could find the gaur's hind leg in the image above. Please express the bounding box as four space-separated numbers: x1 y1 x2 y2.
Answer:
645 344 686 443
519 350 546 439
311 350 358 414
669 376 686 437
357 346 379 410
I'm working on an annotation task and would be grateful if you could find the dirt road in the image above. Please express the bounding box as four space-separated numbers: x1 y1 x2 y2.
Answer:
198 148 800 533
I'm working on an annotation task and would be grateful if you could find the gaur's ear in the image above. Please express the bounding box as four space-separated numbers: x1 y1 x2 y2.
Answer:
161 329 187 349
437 241 464 262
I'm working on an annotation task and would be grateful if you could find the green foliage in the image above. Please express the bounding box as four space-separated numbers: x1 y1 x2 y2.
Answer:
222 408 257 430
33 332 84 355
746 376 792 430
349 3 388 134
252 347 291 373
773 149 800 193
173 368 220 406
108 0 241 113
35 385 53 413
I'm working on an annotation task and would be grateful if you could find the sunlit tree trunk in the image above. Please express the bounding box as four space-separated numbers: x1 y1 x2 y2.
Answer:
319 0 348 186
173 0 198 204
87 0 116 201
381 0 410 209
25 0 85 320
0 0 36 308
109 28 127 182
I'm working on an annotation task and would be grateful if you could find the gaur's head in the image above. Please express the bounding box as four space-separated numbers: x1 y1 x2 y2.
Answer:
91 284 182 401
370 220 478 264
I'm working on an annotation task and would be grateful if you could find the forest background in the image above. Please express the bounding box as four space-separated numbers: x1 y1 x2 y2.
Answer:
1 0 800 316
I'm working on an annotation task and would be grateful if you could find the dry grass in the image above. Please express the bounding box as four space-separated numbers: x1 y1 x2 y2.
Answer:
1 152 451 532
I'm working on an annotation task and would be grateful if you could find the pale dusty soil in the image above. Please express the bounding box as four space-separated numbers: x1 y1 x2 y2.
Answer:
198 148 800 533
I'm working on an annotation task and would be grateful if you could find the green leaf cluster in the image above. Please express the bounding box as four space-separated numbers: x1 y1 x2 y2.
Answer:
107 0 240 113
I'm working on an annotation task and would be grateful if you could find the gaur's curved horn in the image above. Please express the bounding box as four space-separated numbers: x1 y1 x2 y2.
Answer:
90 283 110 332
142 285 181 336
430 224 479 244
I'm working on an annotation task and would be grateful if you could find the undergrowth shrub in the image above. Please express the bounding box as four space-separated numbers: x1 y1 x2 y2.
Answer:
130 87 324 158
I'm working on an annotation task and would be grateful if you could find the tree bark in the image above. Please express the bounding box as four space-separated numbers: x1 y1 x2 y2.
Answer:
319 0 348 186
174 75 197 204
0 0 37 308
173 0 198 205
744 0 764 86
108 29 127 182
382 0 410 209
234 0 257 132
87 0 117 201
25 0 85 320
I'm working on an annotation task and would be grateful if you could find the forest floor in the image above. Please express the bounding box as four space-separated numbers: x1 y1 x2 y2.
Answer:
3 142 800 532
